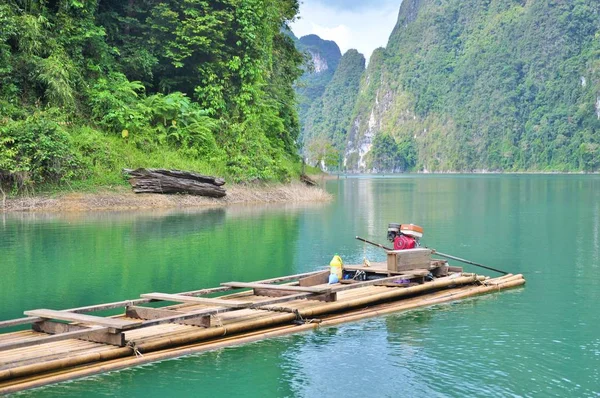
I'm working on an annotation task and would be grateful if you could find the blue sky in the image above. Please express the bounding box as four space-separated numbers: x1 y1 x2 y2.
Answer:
290 0 401 61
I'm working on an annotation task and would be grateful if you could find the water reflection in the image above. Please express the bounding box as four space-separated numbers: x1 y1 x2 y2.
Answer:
3 175 600 397
0 202 328 321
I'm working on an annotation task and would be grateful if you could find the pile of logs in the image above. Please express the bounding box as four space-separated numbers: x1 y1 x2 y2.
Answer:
123 168 226 198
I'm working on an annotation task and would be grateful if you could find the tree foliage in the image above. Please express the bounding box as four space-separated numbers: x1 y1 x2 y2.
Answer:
302 49 365 155
306 137 340 171
0 0 304 191
293 34 342 143
368 133 416 172
346 0 600 172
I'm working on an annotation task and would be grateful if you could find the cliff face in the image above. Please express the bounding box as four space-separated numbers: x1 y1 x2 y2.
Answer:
302 49 366 156
344 0 600 172
345 48 394 170
294 34 342 130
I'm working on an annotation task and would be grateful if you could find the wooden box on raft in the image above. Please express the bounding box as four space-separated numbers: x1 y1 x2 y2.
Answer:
386 248 433 272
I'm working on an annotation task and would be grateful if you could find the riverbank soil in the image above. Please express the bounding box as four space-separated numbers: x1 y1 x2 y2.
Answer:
1 183 332 213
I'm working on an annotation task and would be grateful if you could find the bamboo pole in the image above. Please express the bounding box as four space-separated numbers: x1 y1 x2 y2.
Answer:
0 275 484 382
0 274 524 391
297 275 488 318
431 250 509 275
0 270 328 329
0 278 525 394
0 276 524 394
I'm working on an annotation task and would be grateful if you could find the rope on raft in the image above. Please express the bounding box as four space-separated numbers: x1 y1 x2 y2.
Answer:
126 341 144 358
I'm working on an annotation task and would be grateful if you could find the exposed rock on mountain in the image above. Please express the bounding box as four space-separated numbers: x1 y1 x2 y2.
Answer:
345 0 600 172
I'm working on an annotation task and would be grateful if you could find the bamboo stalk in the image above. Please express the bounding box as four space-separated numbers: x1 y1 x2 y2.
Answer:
0 271 327 329
0 276 524 394
0 274 524 390
298 275 487 318
0 275 482 381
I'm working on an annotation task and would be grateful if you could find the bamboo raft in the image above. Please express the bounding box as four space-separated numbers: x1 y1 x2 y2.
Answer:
0 263 525 394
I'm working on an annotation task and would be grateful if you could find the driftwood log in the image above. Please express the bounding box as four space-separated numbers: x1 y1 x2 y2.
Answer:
123 168 226 198
300 174 317 186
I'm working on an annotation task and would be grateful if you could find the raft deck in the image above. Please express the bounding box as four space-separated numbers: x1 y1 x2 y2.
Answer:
0 267 525 394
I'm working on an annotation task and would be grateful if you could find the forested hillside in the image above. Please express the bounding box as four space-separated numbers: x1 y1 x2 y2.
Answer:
302 49 365 166
346 0 600 172
294 34 342 128
0 0 304 193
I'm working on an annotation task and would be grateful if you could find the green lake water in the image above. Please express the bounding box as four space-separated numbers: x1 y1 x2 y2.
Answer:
2 175 599 397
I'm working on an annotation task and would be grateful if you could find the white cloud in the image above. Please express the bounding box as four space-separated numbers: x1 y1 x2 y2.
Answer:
311 24 352 52
291 0 401 62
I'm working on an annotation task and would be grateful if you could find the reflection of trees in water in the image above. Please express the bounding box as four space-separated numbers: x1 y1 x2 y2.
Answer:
1 204 312 321
129 208 226 240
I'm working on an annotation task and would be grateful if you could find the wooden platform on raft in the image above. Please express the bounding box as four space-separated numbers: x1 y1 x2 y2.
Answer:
0 268 525 394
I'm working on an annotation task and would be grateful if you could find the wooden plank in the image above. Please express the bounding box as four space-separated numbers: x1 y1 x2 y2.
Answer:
254 270 329 285
0 317 43 329
250 274 440 310
125 306 210 327
24 309 142 331
221 282 330 294
11 276 411 336
253 289 336 302
70 271 326 311
0 271 329 328
249 294 312 307
298 271 330 287
0 344 115 371
343 265 430 276
386 249 432 272
140 293 249 308
177 270 326 297
70 299 148 314
136 292 324 327
32 321 125 347
253 288 297 298
331 275 426 292
0 326 108 351
138 307 235 328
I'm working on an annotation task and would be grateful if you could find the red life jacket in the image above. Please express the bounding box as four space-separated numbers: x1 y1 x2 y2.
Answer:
394 235 416 250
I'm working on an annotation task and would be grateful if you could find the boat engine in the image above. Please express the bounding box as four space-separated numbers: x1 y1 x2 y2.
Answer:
387 223 423 250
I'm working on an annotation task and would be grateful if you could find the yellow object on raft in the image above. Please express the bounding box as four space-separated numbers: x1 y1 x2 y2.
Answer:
330 254 343 280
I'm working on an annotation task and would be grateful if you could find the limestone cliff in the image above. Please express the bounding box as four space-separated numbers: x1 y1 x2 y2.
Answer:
303 49 365 157
294 34 342 131
344 0 600 172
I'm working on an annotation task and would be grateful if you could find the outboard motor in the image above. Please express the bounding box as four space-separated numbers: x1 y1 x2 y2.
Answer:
387 223 401 242
387 223 423 250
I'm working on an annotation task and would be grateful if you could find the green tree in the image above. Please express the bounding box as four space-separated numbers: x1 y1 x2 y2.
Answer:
0 0 306 190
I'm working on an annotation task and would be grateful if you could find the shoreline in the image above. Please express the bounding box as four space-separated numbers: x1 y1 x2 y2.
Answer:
3 171 596 213
1 183 332 213
340 170 599 175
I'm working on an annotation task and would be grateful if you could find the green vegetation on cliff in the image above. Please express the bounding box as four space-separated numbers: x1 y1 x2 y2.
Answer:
303 49 365 163
0 0 305 193
293 34 342 147
347 0 600 172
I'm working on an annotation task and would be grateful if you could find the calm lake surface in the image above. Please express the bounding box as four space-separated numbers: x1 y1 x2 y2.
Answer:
2 175 599 397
